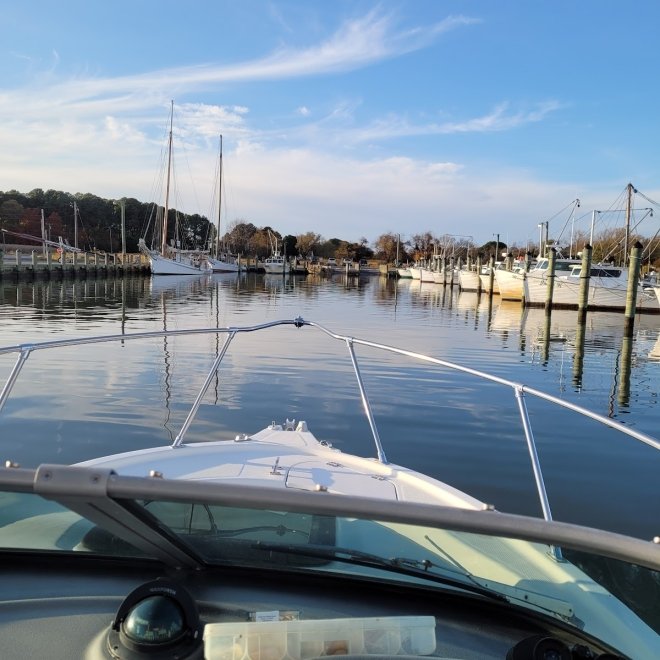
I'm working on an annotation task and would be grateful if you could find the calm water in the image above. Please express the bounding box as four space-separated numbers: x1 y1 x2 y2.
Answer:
0 272 658 540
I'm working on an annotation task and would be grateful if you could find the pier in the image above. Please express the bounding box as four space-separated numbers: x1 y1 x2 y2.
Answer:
0 247 150 280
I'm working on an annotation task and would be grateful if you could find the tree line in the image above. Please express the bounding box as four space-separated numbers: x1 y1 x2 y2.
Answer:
1 188 658 267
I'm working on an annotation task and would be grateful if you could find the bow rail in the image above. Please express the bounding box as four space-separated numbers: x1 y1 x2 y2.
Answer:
1 317 658 532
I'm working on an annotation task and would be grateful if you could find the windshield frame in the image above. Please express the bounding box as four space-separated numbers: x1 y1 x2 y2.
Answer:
0 463 656 572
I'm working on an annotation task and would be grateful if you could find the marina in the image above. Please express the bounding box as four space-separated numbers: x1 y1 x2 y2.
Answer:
2 5 660 657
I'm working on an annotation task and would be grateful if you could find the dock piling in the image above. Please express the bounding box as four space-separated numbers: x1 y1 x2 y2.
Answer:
577 244 592 324
623 242 643 337
544 248 557 315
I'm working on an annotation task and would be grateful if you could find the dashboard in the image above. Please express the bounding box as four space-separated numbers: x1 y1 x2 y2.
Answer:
0 553 625 660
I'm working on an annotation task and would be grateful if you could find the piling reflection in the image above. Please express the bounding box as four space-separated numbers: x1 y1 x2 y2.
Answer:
572 319 586 388
618 334 634 407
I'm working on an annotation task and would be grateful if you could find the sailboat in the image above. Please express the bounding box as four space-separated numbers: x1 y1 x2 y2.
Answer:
139 101 208 276
206 135 240 273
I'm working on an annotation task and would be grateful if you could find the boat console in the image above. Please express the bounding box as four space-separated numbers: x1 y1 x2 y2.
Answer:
0 549 633 659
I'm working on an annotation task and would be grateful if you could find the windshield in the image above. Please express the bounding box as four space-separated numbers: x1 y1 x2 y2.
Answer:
1 488 657 642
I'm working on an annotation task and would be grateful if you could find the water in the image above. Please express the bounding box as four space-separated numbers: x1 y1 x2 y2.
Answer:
0 273 658 540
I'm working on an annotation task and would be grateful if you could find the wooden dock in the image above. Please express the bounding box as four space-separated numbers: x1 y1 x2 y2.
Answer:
0 249 150 280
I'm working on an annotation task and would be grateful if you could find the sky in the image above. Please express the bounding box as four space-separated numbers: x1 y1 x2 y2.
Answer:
1 1 659 249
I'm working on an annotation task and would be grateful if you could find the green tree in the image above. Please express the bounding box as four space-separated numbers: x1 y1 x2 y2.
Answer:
282 234 297 256
0 199 24 229
224 220 257 254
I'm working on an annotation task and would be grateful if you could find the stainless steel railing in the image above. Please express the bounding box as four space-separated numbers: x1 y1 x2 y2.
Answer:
1 317 658 533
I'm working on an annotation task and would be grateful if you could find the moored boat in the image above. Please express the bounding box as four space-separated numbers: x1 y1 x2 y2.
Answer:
262 251 289 274
207 135 240 273
457 267 481 292
524 262 660 312
495 266 527 301
139 101 209 276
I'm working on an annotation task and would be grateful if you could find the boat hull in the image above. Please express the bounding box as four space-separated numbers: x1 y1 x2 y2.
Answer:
207 256 239 273
148 253 206 275
495 270 525 301
458 269 481 291
524 274 660 312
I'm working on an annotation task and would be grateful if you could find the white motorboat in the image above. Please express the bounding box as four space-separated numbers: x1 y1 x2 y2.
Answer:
0 318 658 660
432 270 445 284
458 265 499 293
495 256 581 302
263 251 289 274
457 267 480 292
263 231 290 274
494 264 531 301
409 264 422 280
418 268 435 283
524 262 659 312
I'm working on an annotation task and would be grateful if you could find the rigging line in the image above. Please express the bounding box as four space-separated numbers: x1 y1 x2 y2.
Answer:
595 186 630 222
539 198 580 225
554 199 580 243
204 139 223 249
642 226 660 260
171 103 204 230
636 190 660 208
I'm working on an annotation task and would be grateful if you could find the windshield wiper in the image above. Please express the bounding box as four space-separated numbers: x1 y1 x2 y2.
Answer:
252 541 507 603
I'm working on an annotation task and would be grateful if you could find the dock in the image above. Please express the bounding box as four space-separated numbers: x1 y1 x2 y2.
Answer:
0 248 150 280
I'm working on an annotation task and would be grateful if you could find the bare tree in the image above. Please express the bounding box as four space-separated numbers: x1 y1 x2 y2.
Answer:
296 231 323 257
374 232 402 262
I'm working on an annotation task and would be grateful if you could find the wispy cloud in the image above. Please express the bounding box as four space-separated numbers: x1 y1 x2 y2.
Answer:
440 101 563 133
0 6 479 164
0 7 573 243
1 9 476 110
254 100 564 149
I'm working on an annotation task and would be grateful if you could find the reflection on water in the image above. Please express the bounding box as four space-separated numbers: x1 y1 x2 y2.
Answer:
0 274 658 540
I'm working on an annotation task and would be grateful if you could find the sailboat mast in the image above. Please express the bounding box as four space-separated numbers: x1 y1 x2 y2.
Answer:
624 182 633 265
161 100 174 257
73 201 78 250
41 209 46 256
216 135 223 259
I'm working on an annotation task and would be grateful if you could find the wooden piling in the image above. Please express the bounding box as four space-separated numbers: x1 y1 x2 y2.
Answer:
544 248 557 315
576 244 592 324
488 255 495 296
475 255 482 293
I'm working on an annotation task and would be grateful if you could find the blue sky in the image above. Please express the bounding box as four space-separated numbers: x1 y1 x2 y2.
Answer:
1 1 659 248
